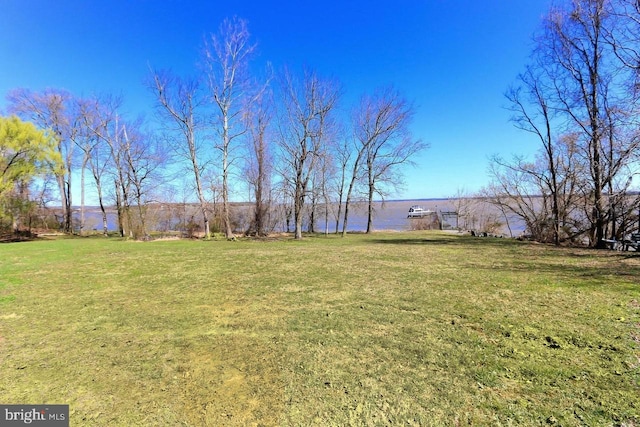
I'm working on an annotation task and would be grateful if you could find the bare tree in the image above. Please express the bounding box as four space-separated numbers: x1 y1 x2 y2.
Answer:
505 64 564 244
98 113 130 237
83 101 145 239
341 114 367 237
499 0 640 246
607 0 640 78
538 0 640 245
71 97 104 235
332 136 352 233
244 87 274 236
203 16 256 240
81 96 121 234
350 88 425 234
81 95 124 236
305 149 336 234
119 124 166 240
316 147 338 236
150 70 212 238
486 135 586 243
7 88 79 233
276 68 340 239
602 0 640 238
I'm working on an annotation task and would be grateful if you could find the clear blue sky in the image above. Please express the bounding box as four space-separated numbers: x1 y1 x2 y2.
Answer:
0 0 551 200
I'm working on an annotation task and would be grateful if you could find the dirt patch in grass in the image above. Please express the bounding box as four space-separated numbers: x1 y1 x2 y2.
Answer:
179 335 285 426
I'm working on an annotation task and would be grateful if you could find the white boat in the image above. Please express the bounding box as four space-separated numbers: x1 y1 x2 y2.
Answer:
407 206 433 218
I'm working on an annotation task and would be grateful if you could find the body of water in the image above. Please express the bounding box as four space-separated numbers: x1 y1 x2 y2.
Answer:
76 198 526 236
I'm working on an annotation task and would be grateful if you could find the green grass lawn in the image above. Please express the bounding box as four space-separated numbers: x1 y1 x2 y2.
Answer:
1 232 640 426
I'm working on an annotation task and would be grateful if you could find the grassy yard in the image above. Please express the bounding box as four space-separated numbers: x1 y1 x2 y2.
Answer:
1 232 640 426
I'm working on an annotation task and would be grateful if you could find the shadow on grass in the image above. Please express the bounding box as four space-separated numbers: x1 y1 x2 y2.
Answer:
372 235 640 255
0 236 37 244
370 236 518 247
371 235 640 289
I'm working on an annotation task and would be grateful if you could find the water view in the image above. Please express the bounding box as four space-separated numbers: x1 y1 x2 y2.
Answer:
76 198 526 236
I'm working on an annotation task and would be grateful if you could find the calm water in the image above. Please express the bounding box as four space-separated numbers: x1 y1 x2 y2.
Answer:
77 199 525 235
321 200 458 232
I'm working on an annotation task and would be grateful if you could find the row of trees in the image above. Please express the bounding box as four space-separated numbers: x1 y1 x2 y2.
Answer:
1 17 425 240
4 90 166 239
487 0 640 247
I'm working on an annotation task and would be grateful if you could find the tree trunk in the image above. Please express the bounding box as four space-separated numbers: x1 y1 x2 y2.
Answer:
55 174 68 232
342 155 363 237
222 113 235 240
366 181 375 234
91 163 108 237
115 180 124 237
65 165 73 234
294 182 304 240
308 189 316 233
222 164 234 239
80 155 88 235
192 156 210 239
99 200 108 237
324 199 330 236
335 198 342 234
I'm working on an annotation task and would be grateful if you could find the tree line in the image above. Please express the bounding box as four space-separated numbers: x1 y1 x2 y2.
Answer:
0 17 425 240
485 0 640 248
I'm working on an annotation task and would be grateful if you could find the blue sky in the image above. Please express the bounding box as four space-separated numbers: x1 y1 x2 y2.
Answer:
0 0 551 200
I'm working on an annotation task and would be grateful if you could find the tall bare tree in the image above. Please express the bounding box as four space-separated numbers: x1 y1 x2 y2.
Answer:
532 0 640 246
150 70 212 238
305 142 336 234
91 108 130 237
341 100 371 237
546 0 610 246
276 69 340 239
350 88 425 234
69 96 106 235
244 87 274 236
316 147 337 235
119 124 165 240
83 99 162 240
82 96 122 237
203 16 256 240
332 136 352 234
7 88 79 233
506 64 564 244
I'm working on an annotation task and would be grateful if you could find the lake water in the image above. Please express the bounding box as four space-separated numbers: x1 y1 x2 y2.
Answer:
77 198 526 236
